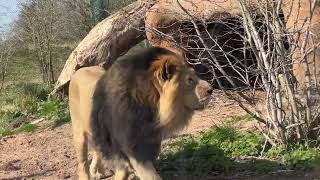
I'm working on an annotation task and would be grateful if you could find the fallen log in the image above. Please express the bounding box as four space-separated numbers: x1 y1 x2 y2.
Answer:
50 0 156 96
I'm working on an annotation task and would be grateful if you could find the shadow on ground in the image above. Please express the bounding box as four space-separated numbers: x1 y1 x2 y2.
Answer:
156 140 320 180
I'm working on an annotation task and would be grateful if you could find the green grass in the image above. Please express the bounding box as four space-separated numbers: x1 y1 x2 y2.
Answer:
0 46 72 137
16 123 38 133
0 129 15 136
0 123 38 136
0 82 70 137
158 122 320 178
228 113 255 123
3 47 72 86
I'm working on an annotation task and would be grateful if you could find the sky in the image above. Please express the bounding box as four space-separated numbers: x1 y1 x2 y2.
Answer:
0 0 20 29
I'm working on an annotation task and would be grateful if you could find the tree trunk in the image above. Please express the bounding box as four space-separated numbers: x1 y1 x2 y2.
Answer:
0 47 12 91
50 0 156 96
282 0 320 94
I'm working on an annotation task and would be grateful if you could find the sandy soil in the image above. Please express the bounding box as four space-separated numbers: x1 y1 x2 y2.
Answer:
0 91 318 180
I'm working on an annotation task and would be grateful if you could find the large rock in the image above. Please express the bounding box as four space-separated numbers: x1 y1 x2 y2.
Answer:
146 0 259 53
145 0 320 91
145 0 264 88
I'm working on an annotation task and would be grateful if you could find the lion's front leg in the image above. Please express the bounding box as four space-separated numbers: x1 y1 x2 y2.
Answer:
89 150 105 179
128 157 162 180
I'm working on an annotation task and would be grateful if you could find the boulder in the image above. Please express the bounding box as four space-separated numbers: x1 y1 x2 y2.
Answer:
145 0 320 91
145 0 266 88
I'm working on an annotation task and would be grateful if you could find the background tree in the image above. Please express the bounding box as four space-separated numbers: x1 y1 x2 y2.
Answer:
90 0 109 24
17 0 60 86
0 29 17 90
58 0 93 43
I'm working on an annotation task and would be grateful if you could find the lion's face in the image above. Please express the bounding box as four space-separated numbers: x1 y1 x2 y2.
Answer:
159 59 213 111
152 52 213 129
176 67 213 110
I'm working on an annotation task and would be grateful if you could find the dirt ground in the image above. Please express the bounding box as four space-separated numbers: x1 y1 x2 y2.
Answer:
0 91 319 180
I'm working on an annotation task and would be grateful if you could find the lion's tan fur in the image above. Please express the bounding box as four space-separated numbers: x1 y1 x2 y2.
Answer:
69 66 106 180
69 66 105 138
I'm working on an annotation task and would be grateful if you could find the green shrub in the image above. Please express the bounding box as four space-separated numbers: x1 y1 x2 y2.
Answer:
36 97 70 127
227 133 262 157
199 125 237 144
233 159 280 173
36 98 60 118
0 108 23 131
53 97 70 126
1 82 52 116
0 123 38 136
283 144 320 170
20 83 51 101
0 82 70 136
14 95 38 114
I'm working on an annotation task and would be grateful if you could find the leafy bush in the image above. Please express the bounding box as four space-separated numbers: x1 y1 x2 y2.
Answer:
283 144 320 170
36 98 60 118
227 133 262 157
36 97 70 127
199 125 237 144
1 83 50 101
0 108 24 136
159 125 265 174
53 97 70 126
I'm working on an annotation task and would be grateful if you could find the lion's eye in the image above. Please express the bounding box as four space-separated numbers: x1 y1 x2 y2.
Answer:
187 78 195 85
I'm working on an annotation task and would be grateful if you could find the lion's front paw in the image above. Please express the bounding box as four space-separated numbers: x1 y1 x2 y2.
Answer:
90 169 114 180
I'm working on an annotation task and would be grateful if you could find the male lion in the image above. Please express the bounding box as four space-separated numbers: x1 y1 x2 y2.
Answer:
69 47 213 180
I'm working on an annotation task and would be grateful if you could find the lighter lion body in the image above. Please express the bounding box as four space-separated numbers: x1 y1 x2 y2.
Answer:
69 47 213 180
69 66 106 180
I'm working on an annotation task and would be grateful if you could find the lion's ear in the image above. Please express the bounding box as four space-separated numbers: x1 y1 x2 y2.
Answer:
162 61 176 80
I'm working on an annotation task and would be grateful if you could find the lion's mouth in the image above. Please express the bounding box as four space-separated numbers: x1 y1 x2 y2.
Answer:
194 96 212 110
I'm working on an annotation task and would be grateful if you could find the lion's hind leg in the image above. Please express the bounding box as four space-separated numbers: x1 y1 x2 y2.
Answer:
113 168 129 180
73 132 90 180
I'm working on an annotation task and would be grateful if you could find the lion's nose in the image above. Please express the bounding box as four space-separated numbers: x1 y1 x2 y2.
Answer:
199 80 213 96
